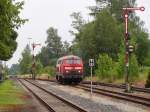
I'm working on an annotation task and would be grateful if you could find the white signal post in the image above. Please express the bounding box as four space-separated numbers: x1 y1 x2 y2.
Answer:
89 59 94 96
122 6 145 92
32 43 41 80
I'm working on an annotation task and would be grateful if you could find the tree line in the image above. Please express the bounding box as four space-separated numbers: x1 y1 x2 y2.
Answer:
9 27 71 77
69 0 150 83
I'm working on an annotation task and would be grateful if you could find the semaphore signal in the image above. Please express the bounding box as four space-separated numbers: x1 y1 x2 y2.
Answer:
122 6 145 92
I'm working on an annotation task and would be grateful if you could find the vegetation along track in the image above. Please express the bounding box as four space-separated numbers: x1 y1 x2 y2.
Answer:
19 79 88 112
82 81 150 93
75 84 150 107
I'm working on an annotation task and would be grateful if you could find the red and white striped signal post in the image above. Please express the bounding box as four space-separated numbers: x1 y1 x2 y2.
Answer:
122 6 145 92
32 43 41 80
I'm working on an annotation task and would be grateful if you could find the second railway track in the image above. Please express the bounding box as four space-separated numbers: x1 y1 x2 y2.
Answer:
35 78 150 93
19 79 88 112
76 84 150 107
82 81 150 93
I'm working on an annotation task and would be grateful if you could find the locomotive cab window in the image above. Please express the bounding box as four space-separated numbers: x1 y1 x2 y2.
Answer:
66 59 81 64
76 59 81 64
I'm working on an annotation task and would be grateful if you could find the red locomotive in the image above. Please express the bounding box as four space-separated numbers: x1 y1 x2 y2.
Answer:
56 55 84 84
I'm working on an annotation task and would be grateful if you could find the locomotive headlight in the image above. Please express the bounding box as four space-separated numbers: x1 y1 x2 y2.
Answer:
66 70 69 73
75 67 82 69
78 70 81 73
65 67 72 70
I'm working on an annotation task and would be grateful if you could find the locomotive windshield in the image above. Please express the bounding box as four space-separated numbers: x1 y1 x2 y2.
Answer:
66 59 81 64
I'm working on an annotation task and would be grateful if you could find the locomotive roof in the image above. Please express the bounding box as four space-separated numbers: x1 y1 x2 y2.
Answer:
58 55 80 61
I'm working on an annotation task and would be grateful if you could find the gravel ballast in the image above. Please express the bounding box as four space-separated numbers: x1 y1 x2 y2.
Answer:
36 80 150 112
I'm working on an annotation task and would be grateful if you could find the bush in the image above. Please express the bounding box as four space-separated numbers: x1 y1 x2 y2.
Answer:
95 54 116 82
43 66 56 77
129 54 139 82
36 60 43 75
145 70 150 88
116 53 125 79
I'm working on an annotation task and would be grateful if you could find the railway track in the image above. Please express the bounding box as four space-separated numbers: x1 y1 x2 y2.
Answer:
20 78 150 107
82 81 150 93
23 78 150 93
35 78 150 93
76 84 150 107
19 79 88 112
27 79 150 107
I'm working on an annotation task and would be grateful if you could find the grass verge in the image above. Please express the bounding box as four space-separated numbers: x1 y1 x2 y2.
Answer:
0 80 26 105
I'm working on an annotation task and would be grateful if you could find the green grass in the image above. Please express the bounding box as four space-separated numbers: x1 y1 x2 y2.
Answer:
0 80 25 105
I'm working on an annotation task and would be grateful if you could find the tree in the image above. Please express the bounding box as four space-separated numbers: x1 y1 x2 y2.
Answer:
70 9 124 74
19 45 32 74
69 12 86 36
9 64 20 75
0 0 26 60
89 0 136 20
37 27 64 67
135 31 150 66
45 27 63 58
62 41 70 55
89 0 150 67
38 47 53 67
93 9 122 57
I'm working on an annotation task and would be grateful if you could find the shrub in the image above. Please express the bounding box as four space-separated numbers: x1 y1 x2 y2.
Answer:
43 66 56 77
36 60 43 75
116 53 125 79
129 54 139 82
95 54 116 82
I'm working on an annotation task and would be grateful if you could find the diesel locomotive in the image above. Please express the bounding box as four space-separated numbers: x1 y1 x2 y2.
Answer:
56 55 84 84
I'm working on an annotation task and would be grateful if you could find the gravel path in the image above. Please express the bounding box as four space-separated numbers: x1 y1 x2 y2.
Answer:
36 80 150 112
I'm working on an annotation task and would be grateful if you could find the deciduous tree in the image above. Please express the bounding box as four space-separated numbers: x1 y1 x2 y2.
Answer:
19 45 32 74
0 0 26 60
45 27 63 58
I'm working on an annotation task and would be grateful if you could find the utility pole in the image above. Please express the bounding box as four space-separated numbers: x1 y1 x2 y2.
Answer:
122 6 145 92
31 42 41 80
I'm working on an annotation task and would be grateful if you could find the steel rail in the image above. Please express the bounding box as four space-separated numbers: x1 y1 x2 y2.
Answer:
81 81 150 93
20 78 150 93
19 79 56 112
25 79 88 112
76 84 150 107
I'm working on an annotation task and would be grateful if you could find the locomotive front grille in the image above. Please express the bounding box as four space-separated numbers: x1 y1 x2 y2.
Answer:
70 70 78 75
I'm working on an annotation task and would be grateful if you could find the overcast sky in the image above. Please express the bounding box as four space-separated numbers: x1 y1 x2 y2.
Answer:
6 0 150 67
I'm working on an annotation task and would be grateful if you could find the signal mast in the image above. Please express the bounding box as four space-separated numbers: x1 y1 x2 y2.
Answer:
122 6 145 92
